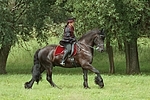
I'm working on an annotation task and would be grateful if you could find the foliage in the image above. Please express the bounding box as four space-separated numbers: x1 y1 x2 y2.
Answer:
0 0 147 46
0 0 68 47
63 0 150 74
64 0 150 41
0 0 69 74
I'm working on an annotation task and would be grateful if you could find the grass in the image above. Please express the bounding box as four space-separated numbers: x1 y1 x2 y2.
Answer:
0 74 150 100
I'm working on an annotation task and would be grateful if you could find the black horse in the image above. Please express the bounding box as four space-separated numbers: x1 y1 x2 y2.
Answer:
24 29 105 89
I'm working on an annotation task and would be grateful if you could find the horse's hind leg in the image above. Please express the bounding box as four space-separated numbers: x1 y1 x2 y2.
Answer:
46 66 60 89
46 67 55 87
82 69 90 89
24 64 45 89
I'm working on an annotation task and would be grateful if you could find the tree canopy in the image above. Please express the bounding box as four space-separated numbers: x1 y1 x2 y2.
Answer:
0 0 150 74
67 0 150 39
0 0 66 74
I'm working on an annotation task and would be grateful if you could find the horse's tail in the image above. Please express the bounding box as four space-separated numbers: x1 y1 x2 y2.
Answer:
34 49 41 65
32 49 42 84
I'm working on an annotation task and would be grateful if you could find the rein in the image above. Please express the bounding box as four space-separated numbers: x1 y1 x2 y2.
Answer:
76 42 103 57
78 42 103 50
79 42 95 49
76 42 92 57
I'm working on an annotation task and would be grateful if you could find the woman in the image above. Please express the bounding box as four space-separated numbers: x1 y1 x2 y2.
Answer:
59 18 76 66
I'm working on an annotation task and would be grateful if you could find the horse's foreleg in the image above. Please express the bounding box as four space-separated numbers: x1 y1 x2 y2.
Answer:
91 67 104 88
82 63 104 88
82 69 90 89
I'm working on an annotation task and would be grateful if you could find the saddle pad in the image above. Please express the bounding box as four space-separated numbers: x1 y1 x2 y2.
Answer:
54 45 77 56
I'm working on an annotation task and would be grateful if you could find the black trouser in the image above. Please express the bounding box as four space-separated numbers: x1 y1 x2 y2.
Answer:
62 43 72 62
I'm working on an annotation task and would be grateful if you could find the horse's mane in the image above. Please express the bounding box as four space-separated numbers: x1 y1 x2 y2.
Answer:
78 29 100 41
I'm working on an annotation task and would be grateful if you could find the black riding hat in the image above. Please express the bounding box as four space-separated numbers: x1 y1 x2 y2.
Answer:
67 18 76 23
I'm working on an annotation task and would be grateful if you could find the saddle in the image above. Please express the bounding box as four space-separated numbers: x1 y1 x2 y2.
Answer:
54 43 77 56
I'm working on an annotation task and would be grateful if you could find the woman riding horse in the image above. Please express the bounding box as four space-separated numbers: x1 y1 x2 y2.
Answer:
60 18 76 66
24 28 105 89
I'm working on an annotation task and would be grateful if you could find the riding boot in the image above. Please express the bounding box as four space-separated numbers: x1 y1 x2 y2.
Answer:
60 50 69 66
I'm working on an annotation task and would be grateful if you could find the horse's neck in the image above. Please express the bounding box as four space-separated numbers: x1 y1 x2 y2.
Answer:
79 39 94 47
78 39 94 56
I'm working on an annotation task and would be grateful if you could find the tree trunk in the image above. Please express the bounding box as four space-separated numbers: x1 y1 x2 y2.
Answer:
129 38 140 74
0 45 11 74
125 38 140 74
124 41 130 74
0 0 14 74
106 40 115 74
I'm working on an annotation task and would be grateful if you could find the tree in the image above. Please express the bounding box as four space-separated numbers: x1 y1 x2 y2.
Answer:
113 0 147 74
65 0 118 73
65 0 150 74
0 0 58 74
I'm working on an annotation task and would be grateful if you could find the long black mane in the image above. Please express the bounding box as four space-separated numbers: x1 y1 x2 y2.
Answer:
78 29 101 41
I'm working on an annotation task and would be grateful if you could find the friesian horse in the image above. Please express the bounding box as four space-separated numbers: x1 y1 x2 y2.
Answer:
24 28 105 89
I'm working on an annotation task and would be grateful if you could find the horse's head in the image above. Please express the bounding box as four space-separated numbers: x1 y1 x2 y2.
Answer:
78 28 105 52
94 29 105 52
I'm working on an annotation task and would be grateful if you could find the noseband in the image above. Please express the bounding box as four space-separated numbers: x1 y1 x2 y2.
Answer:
95 44 104 50
94 35 104 50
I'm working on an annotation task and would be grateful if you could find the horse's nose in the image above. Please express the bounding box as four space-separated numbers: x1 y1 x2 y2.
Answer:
96 46 104 52
100 47 105 52
100 49 104 52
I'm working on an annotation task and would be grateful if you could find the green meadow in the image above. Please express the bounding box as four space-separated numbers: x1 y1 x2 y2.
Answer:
0 37 150 100
0 74 150 100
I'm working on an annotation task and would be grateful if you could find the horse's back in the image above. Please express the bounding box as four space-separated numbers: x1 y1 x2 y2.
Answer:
38 44 57 62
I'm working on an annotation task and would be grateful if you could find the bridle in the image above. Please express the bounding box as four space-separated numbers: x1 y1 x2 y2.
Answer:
94 35 104 50
95 44 104 50
78 35 104 51
76 33 104 57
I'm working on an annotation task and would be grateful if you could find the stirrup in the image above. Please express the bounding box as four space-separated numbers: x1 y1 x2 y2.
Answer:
60 62 65 66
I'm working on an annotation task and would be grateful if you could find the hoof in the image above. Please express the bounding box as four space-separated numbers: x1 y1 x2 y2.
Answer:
24 82 32 89
95 76 104 88
84 86 91 89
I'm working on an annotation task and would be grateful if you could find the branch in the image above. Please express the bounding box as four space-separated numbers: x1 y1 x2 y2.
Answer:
15 6 27 23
